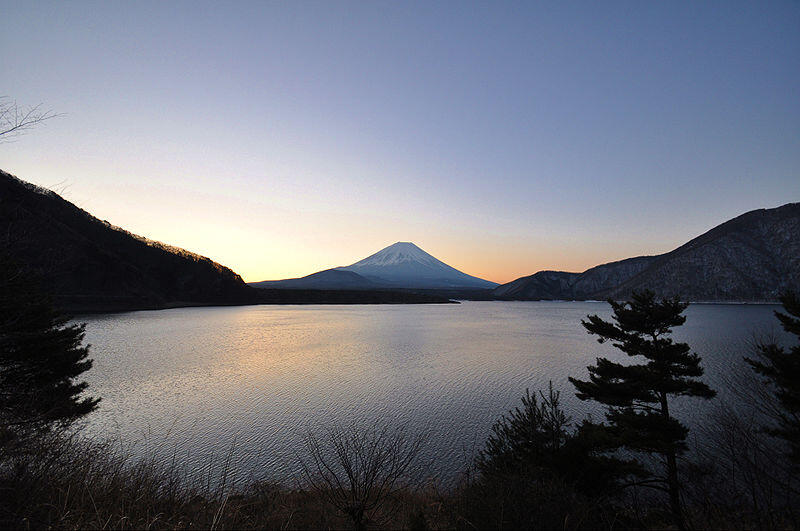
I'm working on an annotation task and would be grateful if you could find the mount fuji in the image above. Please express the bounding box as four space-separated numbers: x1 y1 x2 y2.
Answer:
250 242 497 290
336 242 497 289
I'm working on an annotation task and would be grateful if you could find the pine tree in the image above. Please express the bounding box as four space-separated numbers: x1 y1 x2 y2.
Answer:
0 255 99 448
568 290 715 528
477 382 639 500
477 382 570 475
745 292 800 465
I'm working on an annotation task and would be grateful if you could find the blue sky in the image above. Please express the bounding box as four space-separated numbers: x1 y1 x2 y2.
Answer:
1 1 798 282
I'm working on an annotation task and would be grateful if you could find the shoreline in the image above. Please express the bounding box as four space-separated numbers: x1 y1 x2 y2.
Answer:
65 296 782 315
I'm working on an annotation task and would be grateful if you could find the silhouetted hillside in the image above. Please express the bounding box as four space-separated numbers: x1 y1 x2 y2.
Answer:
493 257 658 300
250 269 379 290
492 270 580 300
606 203 800 301
494 203 800 302
0 170 258 311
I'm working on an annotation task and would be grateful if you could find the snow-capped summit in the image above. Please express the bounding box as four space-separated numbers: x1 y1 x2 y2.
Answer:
336 242 498 289
347 242 444 268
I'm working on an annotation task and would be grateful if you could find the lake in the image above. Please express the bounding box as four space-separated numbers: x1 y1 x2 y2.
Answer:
77 301 788 487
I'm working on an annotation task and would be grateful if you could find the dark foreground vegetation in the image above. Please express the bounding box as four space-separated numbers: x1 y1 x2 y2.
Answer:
2 248 799 529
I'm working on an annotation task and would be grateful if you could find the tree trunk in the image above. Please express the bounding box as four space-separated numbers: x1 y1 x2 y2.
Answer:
661 392 686 530
349 505 365 531
666 450 685 529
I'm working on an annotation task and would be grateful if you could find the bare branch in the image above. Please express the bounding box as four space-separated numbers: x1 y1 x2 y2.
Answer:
0 97 63 143
298 422 424 529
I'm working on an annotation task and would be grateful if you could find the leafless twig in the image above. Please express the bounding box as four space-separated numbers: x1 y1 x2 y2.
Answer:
0 97 63 143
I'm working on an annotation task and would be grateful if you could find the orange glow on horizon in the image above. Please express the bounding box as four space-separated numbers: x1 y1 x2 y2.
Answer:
7 164 682 287
233 240 668 286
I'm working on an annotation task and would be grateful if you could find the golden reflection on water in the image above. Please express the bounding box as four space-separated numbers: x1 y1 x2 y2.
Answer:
79 302 784 485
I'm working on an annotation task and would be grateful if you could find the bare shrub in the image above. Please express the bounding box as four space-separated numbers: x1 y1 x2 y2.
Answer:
684 351 800 529
0 431 353 529
299 423 425 529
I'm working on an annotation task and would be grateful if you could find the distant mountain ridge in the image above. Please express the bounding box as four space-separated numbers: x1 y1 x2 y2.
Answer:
494 203 800 302
606 203 800 300
493 256 658 300
250 269 379 290
252 242 498 290
7 168 793 306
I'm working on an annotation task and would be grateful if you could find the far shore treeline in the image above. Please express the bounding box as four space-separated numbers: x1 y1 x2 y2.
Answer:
2 170 799 314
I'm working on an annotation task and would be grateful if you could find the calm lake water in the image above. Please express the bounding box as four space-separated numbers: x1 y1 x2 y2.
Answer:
77 301 788 486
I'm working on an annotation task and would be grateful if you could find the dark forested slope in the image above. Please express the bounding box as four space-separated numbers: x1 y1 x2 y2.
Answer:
0 170 256 311
606 203 800 301
493 256 658 300
250 269 380 290
494 203 800 302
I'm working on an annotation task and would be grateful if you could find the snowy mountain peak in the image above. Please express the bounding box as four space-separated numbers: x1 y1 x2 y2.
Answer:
337 242 498 289
351 242 441 267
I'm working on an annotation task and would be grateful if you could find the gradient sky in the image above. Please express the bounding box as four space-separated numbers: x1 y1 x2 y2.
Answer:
1 1 798 283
